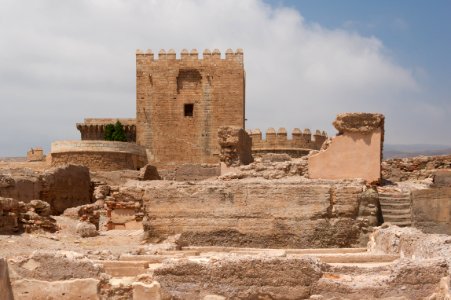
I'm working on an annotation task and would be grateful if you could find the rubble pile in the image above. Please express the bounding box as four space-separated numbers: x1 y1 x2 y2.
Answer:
382 154 451 182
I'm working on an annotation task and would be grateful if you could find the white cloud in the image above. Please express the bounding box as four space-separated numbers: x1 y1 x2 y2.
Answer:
0 0 448 156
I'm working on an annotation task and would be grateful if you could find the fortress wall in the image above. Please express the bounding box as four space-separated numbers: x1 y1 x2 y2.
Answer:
139 179 367 248
136 49 245 166
249 128 327 157
51 141 147 171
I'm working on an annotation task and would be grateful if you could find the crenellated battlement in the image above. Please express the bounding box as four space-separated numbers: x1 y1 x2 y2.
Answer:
248 128 328 156
136 48 244 65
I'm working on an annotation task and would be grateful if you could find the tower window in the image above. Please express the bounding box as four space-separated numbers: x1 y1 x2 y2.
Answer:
184 103 194 117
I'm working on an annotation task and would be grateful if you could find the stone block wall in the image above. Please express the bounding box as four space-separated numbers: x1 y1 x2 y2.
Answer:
51 141 147 171
136 49 245 167
249 128 327 157
137 179 369 248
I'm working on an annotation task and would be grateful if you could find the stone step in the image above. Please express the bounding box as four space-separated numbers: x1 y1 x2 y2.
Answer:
93 260 149 277
182 246 367 255
383 216 411 223
383 221 412 227
379 196 410 202
378 192 410 199
291 253 399 264
381 208 411 215
380 202 411 209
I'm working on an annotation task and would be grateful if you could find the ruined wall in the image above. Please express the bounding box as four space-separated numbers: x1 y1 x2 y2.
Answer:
51 140 147 171
309 113 384 183
136 49 245 166
250 128 327 157
136 179 369 248
218 126 253 167
76 118 136 142
0 165 91 215
27 148 44 162
382 155 451 182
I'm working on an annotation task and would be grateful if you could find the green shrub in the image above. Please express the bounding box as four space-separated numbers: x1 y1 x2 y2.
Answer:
112 121 127 142
104 124 115 141
104 121 126 142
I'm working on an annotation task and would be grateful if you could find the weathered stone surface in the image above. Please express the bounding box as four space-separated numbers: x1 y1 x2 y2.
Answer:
40 164 92 214
219 156 309 180
132 281 161 300
312 258 448 299
368 226 451 273
411 187 451 234
136 179 367 248
76 221 98 238
139 164 161 180
218 126 253 167
8 251 103 281
0 165 92 215
0 258 13 300
434 169 451 187
1 198 58 233
332 112 385 134
12 278 100 300
0 197 20 234
154 257 323 299
382 155 451 182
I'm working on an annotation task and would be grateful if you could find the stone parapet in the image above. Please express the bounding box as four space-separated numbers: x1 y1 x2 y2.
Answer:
76 118 136 142
51 141 147 171
136 48 244 65
249 128 327 157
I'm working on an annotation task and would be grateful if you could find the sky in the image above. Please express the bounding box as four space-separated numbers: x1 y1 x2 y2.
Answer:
0 0 450 156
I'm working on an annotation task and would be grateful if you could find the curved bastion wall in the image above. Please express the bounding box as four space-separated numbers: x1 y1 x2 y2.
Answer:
50 141 148 171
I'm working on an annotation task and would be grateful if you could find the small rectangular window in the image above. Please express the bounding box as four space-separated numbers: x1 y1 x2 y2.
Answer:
184 103 194 117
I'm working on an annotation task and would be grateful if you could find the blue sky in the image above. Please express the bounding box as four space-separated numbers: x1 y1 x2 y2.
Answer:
271 0 451 109
0 0 450 156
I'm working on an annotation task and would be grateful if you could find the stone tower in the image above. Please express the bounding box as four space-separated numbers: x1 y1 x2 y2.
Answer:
136 48 245 166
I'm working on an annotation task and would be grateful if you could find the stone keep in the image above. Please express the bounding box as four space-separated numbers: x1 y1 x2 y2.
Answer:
136 49 245 166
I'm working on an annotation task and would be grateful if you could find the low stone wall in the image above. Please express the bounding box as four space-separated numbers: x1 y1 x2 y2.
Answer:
382 155 451 182
51 140 147 171
132 179 372 248
412 187 451 234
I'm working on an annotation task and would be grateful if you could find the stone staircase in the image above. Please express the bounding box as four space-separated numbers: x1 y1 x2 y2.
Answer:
378 190 412 227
